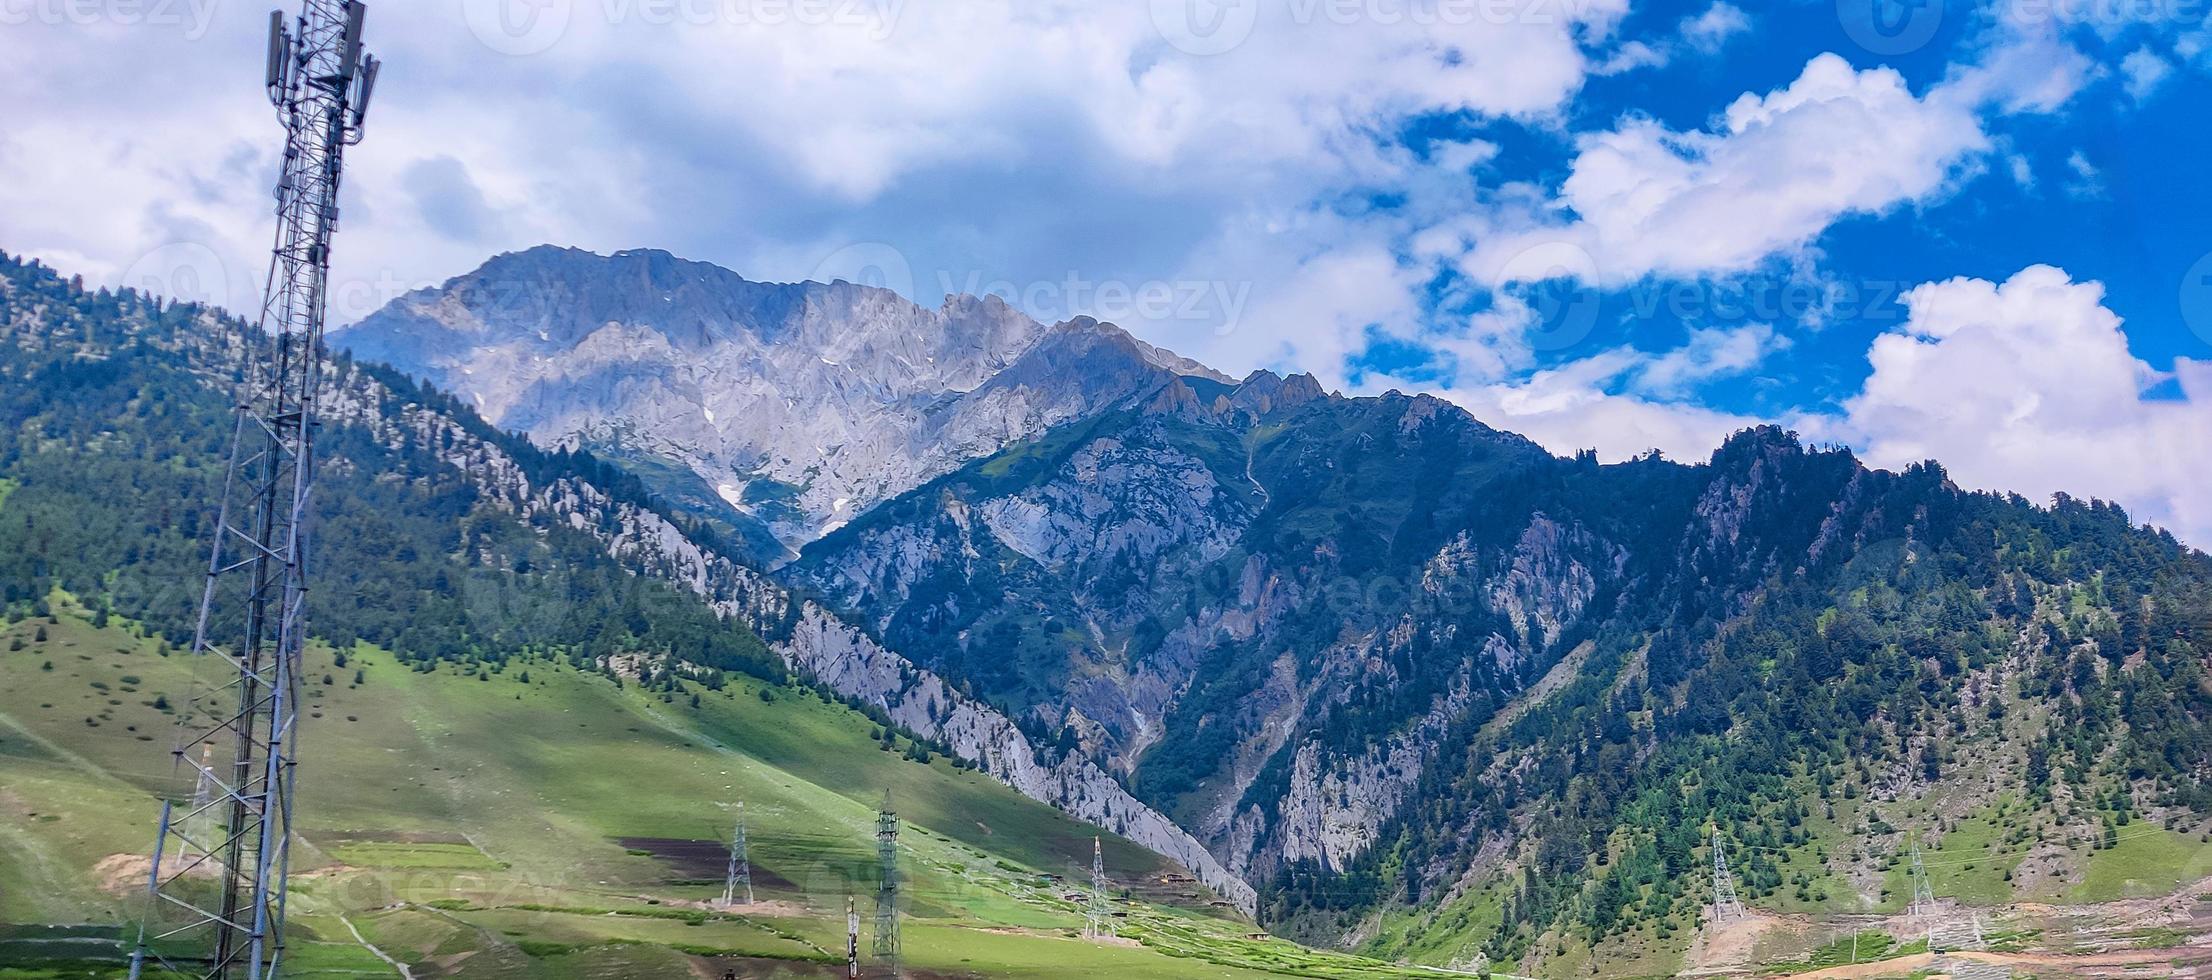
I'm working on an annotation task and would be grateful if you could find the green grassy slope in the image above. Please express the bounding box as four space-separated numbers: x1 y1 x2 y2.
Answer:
0 602 1477 978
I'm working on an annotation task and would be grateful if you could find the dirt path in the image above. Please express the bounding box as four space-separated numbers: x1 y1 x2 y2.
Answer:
341 913 414 980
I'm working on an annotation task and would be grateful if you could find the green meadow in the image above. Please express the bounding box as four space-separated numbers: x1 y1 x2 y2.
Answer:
0 602 1466 978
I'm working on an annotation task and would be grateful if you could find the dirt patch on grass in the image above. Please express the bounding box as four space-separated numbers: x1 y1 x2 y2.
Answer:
616 836 800 891
1681 909 1789 976
92 851 215 897
323 829 475 846
685 956 965 979
652 895 813 918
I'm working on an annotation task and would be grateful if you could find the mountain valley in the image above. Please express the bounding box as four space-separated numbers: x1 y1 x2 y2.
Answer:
5 246 2212 979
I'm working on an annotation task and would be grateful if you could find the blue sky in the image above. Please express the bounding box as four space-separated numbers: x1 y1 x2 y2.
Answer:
1 0 2207 542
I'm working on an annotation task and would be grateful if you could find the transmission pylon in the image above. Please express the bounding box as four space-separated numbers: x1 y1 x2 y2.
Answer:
846 895 861 979
1909 834 1987 953
127 4 379 979
1710 830 1745 923
1907 835 1936 920
187 745 221 867
1085 835 1113 940
872 791 901 975
719 802 753 907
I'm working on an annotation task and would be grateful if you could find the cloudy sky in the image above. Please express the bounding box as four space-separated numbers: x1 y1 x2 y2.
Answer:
2 0 2209 544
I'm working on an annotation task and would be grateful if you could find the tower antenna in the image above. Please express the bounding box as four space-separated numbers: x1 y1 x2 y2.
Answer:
1085 835 1113 941
846 894 861 979
128 3 377 977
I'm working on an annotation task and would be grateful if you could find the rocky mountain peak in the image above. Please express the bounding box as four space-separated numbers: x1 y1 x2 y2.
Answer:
331 247 1220 560
1227 369 1330 416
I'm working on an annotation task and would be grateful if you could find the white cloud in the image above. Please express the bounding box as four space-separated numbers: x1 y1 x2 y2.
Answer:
1468 54 1984 285
1466 30 2093 289
1682 2 1751 52
2120 46 2174 100
1592 1 1748 75
0 0 1632 352
1631 323 1788 397
1809 266 2212 548
2064 149 2106 199
1433 352 1763 463
1408 322 1782 462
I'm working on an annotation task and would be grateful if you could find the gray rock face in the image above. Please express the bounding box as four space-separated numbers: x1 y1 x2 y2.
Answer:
322 247 1649 905
333 247 1215 558
324 323 1263 913
777 602 1257 911
787 406 1269 773
790 384 1638 881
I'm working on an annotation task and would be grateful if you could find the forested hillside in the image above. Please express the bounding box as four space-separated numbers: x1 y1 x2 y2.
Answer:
15 244 2212 976
0 250 1256 922
789 367 2212 973
0 251 779 686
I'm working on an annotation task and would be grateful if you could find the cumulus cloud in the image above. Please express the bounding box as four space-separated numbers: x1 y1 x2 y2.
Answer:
1431 269 2212 551
2120 46 2174 100
1631 323 1788 397
1592 1 1748 74
0 0 1637 347
1466 33 2092 288
1401 322 1782 462
1682 2 1751 52
1434 351 1764 463
1807 266 2212 548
